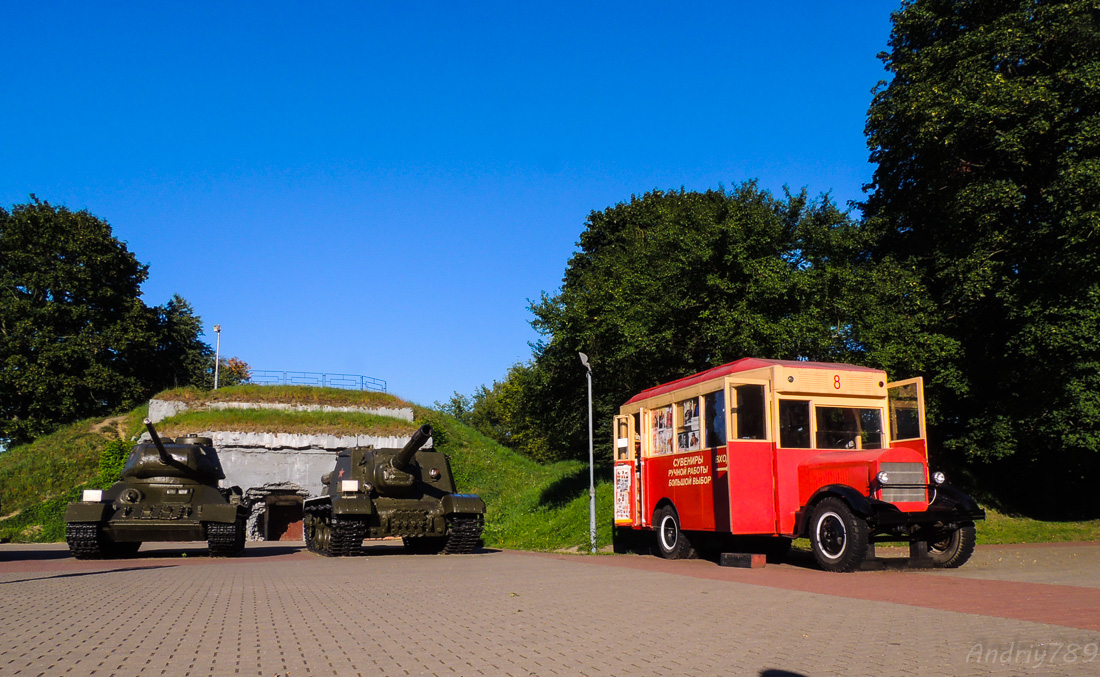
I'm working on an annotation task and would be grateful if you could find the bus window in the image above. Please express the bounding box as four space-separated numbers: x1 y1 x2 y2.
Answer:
676 398 701 452
733 384 766 440
703 390 726 448
616 418 629 460
652 405 673 455
779 400 811 448
815 407 884 449
888 381 922 440
632 412 642 456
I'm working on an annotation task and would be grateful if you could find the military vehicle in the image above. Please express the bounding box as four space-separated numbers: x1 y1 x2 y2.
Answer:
304 424 485 556
64 419 248 559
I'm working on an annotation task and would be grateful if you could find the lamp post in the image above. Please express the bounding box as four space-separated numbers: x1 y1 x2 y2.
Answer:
213 325 222 390
579 352 596 554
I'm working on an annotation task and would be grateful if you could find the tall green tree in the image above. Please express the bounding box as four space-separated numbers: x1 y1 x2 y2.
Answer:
0 198 214 447
517 184 936 463
864 0 1100 516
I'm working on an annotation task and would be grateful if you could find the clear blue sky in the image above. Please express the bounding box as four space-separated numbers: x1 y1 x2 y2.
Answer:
1 1 897 406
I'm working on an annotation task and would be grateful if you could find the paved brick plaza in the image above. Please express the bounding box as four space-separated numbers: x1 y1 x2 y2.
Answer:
1 541 1097 676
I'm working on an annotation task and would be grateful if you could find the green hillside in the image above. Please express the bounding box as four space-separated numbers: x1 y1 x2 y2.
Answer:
0 386 615 550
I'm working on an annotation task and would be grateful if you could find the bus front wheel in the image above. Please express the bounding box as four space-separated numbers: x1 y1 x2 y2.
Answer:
810 497 868 572
653 506 697 560
928 523 976 568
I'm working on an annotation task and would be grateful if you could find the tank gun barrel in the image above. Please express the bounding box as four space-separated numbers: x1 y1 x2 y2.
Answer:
143 418 173 466
391 424 432 471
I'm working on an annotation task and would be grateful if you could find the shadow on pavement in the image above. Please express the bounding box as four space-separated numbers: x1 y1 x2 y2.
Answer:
760 670 809 677
0 565 176 584
0 548 74 563
357 542 500 556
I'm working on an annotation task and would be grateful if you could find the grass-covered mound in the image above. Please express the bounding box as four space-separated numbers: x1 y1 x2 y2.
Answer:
155 384 411 409
0 407 149 542
153 409 418 438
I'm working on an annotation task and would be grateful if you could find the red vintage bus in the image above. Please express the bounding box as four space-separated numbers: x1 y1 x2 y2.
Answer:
612 358 985 571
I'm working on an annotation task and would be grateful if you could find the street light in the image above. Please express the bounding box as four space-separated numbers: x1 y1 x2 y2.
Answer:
579 352 596 554
213 325 222 390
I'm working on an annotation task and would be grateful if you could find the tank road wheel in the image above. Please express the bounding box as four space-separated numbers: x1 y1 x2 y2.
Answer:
653 505 697 560
305 505 334 556
207 519 246 557
66 523 108 560
927 523 977 568
315 516 334 556
440 514 484 554
810 497 869 572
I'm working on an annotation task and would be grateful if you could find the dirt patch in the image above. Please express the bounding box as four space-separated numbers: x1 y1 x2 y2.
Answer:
90 415 129 440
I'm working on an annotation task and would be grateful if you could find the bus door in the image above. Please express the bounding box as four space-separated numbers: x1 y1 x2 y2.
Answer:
887 377 927 458
612 414 641 528
726 379 777 534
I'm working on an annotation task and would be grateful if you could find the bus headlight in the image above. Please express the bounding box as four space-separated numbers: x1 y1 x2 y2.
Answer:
876 471 890 485
932 471 946 485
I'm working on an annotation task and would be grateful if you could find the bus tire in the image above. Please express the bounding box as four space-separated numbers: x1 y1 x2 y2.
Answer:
810 497 868 572
927 523 976 568
653 506 697 560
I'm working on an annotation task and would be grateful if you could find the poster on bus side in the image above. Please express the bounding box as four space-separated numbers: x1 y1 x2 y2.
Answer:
652 405 673 455
613 465 632 521
677 398 700 451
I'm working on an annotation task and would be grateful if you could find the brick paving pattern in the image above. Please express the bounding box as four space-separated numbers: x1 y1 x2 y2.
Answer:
1 541 1097 676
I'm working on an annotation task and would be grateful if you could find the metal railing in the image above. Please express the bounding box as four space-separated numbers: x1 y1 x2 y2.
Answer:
248 370 387 393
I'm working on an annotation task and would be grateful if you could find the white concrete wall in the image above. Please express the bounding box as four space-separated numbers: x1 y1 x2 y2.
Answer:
136 430 422 497
147 398 415 423
217 447 337 496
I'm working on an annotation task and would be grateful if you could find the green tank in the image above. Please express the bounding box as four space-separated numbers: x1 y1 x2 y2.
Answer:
64 419 248 558
304 424 485 556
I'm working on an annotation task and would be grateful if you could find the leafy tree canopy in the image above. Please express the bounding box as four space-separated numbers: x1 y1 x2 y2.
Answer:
864 0 1100 516
517 183 936 463
0 197 214 447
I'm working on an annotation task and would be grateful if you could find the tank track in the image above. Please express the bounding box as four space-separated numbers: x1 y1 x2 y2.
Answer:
66 523 105 560
441 514 484 554
330 516 366 556
206 519 245 557
304 504 366 557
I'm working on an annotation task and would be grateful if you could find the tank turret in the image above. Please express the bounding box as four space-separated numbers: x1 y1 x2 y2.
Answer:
304 424 485 556
119 419 226 482
64 419 247 559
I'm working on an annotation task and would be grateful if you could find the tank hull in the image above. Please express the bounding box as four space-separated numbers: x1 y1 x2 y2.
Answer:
303 425 486 556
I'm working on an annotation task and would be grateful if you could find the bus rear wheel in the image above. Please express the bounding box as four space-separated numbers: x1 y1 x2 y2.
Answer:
653 506 697 560
810 497 868 572
928 523 976 568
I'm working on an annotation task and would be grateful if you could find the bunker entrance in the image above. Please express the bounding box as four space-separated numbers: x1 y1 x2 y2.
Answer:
264 494 304 541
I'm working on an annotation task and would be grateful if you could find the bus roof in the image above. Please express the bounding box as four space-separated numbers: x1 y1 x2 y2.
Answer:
622 357 884 405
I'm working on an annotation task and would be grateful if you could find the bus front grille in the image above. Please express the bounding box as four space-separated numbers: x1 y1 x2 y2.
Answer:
880 462 927 503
